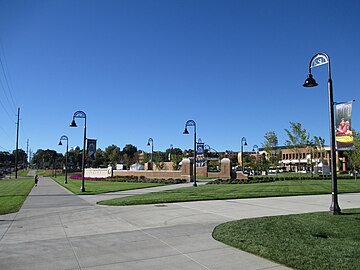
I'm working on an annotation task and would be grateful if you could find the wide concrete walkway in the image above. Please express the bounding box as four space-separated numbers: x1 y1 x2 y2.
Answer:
0 176 359 270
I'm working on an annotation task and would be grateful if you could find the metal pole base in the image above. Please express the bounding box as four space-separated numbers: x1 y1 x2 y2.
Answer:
330 202 341 215
80 187 86 192
193 182 197 187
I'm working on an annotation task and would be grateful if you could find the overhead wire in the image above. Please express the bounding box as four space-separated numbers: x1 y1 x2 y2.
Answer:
0 41 17 113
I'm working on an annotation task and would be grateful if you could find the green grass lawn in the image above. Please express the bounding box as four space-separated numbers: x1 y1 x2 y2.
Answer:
0 177 34 215
213 208 360 270
98 179 360 206
52 175 165 195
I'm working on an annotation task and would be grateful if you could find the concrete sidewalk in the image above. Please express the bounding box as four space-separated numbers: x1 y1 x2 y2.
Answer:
0 176 359 269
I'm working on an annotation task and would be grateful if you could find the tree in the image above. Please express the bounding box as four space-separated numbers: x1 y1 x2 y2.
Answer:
104 145 121 167
121 144 138 168
170 148 183 170
313 136 326 175
32 149 58 169
154 152 165 170
262 131 281 174
345 130 360 179
285 122 310 180
94 148 106 167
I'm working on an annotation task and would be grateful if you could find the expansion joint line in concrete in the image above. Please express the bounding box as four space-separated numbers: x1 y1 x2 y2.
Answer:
102 208 211 270
59 215 83 270
0 211 20 243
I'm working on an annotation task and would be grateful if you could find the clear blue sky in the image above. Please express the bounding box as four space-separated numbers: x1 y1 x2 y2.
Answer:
1 0 360 155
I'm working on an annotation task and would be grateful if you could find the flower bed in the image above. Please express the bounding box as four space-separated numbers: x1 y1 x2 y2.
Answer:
69 174 186 184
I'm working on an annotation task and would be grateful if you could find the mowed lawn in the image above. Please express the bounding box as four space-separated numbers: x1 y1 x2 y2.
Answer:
52 176 164 195
0 177 34 215
98 179 360 206
213 208 360 270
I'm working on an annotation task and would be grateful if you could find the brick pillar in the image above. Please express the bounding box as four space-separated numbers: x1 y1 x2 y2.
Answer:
181 158 192 182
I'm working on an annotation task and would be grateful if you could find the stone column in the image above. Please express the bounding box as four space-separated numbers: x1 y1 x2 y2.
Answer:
219 158 231 179
181 158 192 182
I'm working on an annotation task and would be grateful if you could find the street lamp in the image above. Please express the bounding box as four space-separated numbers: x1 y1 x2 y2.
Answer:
70 111 87 192
183 120 197 187
252 144 259 175
58 135 69 184
169 144 173 161
147 138 154 163
205 144 221 169
303 52 341 215
241 137 247 171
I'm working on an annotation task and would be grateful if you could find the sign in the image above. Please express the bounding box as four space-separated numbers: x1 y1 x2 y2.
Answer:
197 142 204 155
335 101 354 150
87 139 97 159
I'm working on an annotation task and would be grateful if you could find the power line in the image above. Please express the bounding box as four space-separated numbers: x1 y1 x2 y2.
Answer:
0 42 17 112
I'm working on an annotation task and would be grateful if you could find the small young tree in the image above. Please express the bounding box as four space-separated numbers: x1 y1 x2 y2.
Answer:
262 131 281 174
345 130 360 180
154 152 165 170
313 136 326 175
285 122 310 181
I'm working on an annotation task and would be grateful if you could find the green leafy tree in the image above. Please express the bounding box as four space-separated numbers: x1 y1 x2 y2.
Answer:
262 131 281 174
285 122 310 181
94 148 106 167
154 152 165 170
168 148 183 170
345 130 360 179
313 136 326 175
104 145 121 167
121 144 138 168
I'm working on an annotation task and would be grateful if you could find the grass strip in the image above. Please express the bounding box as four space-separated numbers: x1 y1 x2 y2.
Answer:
213 208 360 270
52 175 164 195
0 177 34 215
98 180 360 206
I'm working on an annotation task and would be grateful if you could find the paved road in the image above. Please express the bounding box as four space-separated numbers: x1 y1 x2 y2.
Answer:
0 176 359 270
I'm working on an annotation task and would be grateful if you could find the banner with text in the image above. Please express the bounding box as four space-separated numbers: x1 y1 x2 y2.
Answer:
335 101 354 150
87 139 97 159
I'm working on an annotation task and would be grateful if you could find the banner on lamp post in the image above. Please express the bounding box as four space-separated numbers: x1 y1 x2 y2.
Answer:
335 101 354 150
87 139 97 160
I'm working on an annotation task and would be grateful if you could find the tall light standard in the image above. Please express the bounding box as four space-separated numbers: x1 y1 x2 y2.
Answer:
58 135 69 184
147 138 154 163
303 52 341 215
70 111 87 192
169 144 173 161
252 144 259 175
183 120 197 187
241 137 247 171
205 144 221 169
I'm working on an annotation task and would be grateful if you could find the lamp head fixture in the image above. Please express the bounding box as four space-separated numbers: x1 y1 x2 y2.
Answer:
303 73 318 87
70 119 77 127
183 127 189 134
58 141 63 146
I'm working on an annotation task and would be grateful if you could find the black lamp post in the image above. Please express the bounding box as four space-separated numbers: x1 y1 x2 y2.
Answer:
241 137 247 171
205 144 221 169
58 135 69 184
303 52 341 215
169 144 173 161
70 111 87 192
147 138 154 163
183 120 197 187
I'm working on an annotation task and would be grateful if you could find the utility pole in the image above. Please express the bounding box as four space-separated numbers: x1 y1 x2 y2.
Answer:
15 108 20 179
26 139 29 169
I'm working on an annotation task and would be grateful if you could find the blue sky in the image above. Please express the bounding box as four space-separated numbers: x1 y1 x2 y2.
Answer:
1 0 360 155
